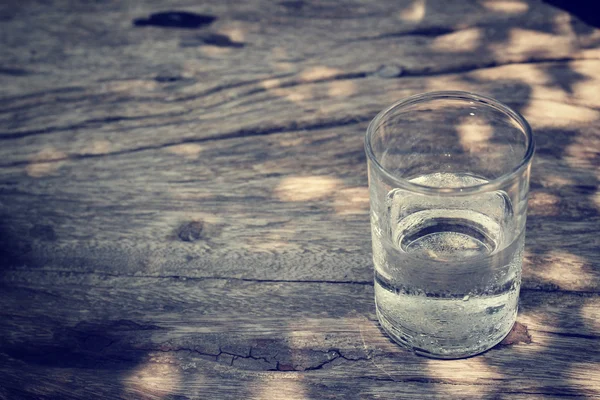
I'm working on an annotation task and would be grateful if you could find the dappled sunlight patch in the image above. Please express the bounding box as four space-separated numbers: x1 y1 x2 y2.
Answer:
567 362 600 394
270 86 314 104
26 148 68 178
528 191 561 216
286 89 310 103
456 115 493 152
81 140 111 155
523 100 599 127
253 376 307 400
333 187 369 215
327 81 357 97
564 141 600 170
481 0 528 14
166 143 204 159
528 85 574 107
299 66 342 82
571 60 600 78
570 61 600 107
261 78 282 89
492 28 572 58
218 26 245 43
431 28 482 52
275 176 342 202
398 0 425 22
537 174 575 188
122 356 183 398
524 251 597 291
580 301 600 334
200 46 232 56
472 63 543 82
572 82 600 108
427 357 502 384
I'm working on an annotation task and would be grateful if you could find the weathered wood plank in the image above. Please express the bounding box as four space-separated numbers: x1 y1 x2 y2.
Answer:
0 272 599 398
0 110 598 291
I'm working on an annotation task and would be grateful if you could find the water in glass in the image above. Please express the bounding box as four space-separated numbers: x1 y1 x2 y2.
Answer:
372 172 523 358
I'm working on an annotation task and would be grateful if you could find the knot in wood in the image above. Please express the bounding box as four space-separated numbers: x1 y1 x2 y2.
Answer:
178 221 204 242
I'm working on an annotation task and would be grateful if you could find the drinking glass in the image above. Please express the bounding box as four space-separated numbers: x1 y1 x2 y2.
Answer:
365 91 534 358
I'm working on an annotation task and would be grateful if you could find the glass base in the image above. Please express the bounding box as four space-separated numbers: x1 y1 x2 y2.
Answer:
376 307 516 359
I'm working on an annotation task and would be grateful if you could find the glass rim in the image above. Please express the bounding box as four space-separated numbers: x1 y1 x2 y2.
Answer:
364 90 535 196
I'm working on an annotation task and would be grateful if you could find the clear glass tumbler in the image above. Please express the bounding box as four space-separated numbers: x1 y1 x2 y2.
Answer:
365 91 534 359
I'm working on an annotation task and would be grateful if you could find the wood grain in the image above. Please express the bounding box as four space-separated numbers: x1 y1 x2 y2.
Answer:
1 0 599 398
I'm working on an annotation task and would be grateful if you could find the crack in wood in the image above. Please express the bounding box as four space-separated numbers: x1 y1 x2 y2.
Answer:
143 345 370 371
7 268 600 295
304 348 372 371
350 26 457 42
141 345 278 369
5 268 374 286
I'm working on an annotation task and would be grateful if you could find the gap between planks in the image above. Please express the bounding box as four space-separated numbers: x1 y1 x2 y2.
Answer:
4 267 600 296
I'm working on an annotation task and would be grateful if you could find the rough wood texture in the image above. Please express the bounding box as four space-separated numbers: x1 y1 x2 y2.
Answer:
1 0 599 398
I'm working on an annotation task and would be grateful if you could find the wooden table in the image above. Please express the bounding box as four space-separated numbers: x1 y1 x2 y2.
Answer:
1 1 599 398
